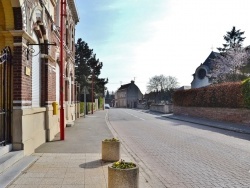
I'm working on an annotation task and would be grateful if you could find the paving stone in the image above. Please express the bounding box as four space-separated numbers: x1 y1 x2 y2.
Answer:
107 109 250 187
8 109 250 187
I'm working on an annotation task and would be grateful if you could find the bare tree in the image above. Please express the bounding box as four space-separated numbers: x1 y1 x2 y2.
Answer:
147 75 178 92
166 76 179 90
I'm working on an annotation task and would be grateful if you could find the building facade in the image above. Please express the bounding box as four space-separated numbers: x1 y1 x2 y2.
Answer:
191 51 218 88
116 81 143 108
0 0 79 155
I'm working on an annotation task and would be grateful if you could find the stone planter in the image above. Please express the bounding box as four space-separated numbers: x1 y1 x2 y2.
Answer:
108 164 139 188
102 140 120 162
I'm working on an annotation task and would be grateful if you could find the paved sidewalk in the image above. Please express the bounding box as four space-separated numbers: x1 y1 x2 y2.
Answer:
7 110 151 188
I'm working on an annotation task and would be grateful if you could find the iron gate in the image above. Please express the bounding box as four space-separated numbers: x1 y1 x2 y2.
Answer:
0 46 12 146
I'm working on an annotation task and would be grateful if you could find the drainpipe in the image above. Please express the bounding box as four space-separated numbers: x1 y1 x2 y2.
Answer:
60 0 66 140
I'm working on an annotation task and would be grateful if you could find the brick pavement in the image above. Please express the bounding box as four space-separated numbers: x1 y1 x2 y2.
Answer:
107 108 250 188
7 110 152 188
7 108 250 188
8 153 150 188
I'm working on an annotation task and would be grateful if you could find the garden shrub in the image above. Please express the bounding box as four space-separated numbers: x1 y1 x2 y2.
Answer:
173 82 245 108
112 160 136 169
242 78 250 108
103 138 119 142
99 97 104 109
87 102 96 112
80 102 84 113
87 103 91 112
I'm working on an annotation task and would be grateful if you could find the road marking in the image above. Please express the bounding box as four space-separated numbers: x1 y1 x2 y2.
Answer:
123 110 145 121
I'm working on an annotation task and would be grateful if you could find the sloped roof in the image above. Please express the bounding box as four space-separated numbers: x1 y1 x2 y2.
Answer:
203 51 219 69
118 83 131 91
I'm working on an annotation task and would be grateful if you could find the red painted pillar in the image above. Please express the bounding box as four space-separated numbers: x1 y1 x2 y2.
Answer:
60 0 66 140
92 72 94 114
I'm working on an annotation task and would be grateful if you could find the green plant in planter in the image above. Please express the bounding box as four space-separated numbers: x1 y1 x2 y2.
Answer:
104 138 119 142
108 159 139 188
112 159 136 169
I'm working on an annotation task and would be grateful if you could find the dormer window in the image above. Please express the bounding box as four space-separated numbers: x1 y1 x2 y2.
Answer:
198 68 206 79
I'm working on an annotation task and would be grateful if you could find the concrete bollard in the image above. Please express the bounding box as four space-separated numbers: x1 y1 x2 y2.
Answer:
108 165 139 188
102 141 120 162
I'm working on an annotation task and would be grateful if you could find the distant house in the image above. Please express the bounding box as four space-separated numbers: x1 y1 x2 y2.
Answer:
105 93 115 107
191 51 218 88
177 86 191 90
115 81 143 108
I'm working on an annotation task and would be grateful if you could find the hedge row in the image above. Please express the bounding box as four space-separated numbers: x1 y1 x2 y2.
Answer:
80 102 84 113
99 97 104 109
242 78 250 108
79 102 96 114
173 79 250 108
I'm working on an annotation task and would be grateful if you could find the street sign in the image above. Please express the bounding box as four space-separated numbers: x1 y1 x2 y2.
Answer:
81 86 89 94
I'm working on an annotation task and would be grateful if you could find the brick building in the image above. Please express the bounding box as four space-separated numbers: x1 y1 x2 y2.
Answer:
191 51 218 88
0 0 79 155
115 81 143 108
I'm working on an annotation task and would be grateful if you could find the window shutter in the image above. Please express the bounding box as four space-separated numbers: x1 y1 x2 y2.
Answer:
32 35 41 107
56 63 60 102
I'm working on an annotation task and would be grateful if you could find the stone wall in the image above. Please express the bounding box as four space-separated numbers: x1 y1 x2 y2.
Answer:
13 108 46 155
150 104 173 114
137 104 147 109
174 106 250 125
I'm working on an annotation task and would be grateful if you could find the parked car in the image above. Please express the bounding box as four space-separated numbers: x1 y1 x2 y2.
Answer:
105 104 110 109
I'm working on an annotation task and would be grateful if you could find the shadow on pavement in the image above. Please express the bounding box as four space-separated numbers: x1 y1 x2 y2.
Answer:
154 116 250 141
79 159 112 169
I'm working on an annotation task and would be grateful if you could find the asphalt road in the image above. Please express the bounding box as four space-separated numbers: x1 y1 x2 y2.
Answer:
106 108 250 188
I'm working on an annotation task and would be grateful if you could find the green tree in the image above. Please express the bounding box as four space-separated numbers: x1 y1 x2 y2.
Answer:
217 26 246 53
75 38 108 100
75 38 92 88
87 54 105 98
106 90 110 99
87 54 103 77
95 78 108 97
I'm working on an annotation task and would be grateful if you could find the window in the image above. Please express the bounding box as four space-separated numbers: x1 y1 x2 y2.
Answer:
198 68 206 79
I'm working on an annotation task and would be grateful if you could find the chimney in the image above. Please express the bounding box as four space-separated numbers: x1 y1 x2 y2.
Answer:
131 80 135 84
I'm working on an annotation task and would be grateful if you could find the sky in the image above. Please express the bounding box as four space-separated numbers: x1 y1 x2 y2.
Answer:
75 0 250 94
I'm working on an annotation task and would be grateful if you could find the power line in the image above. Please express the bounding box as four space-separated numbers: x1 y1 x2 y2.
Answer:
107 81 147 84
